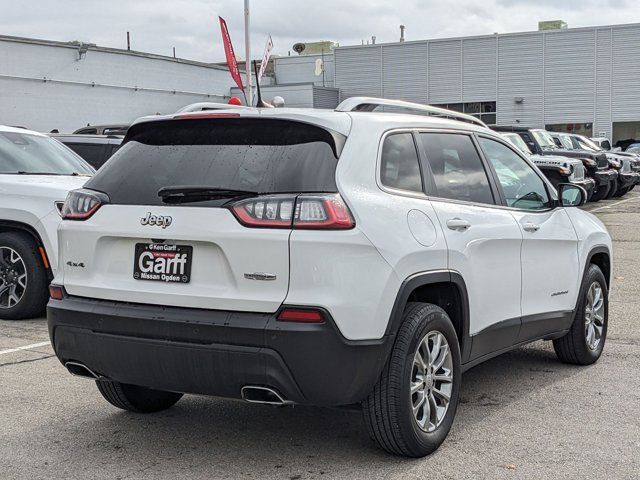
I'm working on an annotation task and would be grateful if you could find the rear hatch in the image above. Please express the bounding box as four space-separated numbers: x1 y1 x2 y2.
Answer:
58 116 345 312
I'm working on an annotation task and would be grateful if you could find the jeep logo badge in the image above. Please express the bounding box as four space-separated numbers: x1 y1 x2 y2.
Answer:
141 212 172 229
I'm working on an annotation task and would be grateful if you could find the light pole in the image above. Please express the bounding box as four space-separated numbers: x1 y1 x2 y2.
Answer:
244 0 252 106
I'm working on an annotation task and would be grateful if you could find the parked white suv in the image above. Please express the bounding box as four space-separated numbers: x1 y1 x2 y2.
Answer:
48 99 612 457
0 126 93 319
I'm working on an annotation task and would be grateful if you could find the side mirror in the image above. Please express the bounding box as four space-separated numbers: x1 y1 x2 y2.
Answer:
558 183 587 207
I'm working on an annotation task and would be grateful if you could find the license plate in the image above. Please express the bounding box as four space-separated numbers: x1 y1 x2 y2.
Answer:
133 243 192 283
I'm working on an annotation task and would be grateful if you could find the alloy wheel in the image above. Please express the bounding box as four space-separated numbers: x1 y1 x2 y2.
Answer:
411 331 453 433
584 281 605 350
0 247 27 309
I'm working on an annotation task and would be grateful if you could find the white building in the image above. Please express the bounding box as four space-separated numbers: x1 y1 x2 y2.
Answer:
0 35 235 132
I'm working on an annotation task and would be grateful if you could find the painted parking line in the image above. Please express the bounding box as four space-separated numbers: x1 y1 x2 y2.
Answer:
0 341 51 356
587 195 640 213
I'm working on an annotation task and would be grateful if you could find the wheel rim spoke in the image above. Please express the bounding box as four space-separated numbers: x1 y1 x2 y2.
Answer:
411 379 424 395
428 392 439 427
429 334 442 364
432 343 449 371
413 392 426 417
432 386 450 402
414 351 427 374
433 373 453 383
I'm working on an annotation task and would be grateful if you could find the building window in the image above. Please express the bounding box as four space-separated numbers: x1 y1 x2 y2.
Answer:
433 101 496 125
545 123 593 137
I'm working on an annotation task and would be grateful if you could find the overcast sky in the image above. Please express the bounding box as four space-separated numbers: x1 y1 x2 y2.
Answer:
1 1 637 63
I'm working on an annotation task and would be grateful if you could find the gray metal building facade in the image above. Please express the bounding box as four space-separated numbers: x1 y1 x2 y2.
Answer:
274 53 335 88
333 23 640 143
231 83 339 109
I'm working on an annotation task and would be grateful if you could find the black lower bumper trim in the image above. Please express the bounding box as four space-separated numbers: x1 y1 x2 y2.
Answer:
47 296 391 407
594 169 617 186
571 178 595 196
619 172 640 188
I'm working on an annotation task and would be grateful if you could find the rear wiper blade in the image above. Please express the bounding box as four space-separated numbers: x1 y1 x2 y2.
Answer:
158 186 260 204
15 171 86 176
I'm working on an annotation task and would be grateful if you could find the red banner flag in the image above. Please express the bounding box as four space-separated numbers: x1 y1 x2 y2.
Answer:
219 16 245 94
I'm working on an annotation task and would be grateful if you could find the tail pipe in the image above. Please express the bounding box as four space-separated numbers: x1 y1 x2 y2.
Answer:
64 361 101 380
241 386 293 406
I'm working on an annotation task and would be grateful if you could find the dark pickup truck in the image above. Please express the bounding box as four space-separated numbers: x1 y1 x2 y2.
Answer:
492 126 617 201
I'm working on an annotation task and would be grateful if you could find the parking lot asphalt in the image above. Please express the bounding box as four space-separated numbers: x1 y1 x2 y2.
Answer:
1 192 639 480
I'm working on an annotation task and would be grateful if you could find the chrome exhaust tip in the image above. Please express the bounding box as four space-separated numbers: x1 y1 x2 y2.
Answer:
241 386 293 406
64 361 101 380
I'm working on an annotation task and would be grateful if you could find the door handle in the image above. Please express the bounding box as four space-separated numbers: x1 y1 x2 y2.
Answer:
523 222 540 232
446 218 471 231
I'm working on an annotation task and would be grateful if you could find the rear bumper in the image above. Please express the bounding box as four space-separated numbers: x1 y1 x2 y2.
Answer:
47 296 391 407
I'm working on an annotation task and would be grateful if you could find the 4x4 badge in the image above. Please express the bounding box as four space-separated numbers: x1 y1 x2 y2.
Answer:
141 212 172 229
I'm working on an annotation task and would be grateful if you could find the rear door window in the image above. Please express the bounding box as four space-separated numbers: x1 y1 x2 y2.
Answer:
85 118 343 206
380 133 423 193
419 133 495 205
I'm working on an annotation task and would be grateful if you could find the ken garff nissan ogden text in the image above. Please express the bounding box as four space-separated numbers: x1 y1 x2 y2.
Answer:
48 98 612 457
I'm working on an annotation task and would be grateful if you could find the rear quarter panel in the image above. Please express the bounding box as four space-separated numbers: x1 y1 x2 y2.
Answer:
314 118 449 340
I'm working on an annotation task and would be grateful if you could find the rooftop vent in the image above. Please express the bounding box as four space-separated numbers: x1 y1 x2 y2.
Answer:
538 20 568 31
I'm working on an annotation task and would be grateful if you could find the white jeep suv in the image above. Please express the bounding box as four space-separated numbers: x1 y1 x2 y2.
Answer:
0 126 93 319
48 99 612 457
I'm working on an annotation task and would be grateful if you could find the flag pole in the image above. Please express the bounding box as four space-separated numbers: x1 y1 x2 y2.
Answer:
244 0 252 106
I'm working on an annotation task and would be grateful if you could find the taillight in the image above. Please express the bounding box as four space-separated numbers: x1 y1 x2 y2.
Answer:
231 194 295 228
294 195 354 229
230 194 355 230
49 285 64 300
61 189 110 220
277 308 325 323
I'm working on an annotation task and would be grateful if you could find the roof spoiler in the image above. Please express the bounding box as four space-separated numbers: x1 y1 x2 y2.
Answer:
175 102 251 114
335 97 487 128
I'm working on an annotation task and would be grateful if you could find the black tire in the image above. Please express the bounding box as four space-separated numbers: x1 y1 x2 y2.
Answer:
362 303 461 457
613 186 630 198
606 177 619 199
96 380 183 413
0 232 49 320
589 182 610 202
553 264 608 365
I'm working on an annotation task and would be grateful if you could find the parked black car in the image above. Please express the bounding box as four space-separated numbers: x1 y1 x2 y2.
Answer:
550 132 639 198
50 134 122 170
492 126 617 202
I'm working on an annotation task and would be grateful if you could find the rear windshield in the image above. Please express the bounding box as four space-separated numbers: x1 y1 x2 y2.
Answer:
85 118 343 206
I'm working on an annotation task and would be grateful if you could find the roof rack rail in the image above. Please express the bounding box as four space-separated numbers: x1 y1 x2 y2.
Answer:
335 97 487 128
